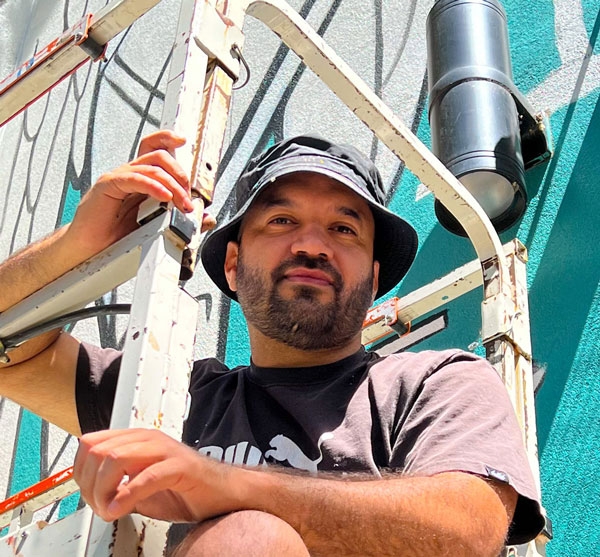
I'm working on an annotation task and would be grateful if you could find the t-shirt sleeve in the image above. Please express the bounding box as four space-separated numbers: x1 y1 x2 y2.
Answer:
76 341 122 434
384 351 544 545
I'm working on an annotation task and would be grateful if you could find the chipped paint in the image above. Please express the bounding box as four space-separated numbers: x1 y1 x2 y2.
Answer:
148 331 160 351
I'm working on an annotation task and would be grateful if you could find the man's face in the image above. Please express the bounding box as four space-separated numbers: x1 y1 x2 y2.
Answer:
224 173 379 351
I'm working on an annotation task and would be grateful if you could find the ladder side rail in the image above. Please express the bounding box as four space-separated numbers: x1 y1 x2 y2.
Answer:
484 243 550 556
86 0 242 553
0 0 164 127
0 215 170 343
84 228 198 555
0 469 77 532
0 506 95 557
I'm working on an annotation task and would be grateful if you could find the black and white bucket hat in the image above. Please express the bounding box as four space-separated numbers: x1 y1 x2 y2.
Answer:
200 135 418 300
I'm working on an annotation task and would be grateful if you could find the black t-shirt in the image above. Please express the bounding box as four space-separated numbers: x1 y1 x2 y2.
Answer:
76 342 544 544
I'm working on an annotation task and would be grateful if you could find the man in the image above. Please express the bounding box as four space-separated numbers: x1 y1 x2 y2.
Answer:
0 130 543 556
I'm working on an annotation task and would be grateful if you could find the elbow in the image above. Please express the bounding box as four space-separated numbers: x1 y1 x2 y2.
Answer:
0 328 62 368
464 534 507 557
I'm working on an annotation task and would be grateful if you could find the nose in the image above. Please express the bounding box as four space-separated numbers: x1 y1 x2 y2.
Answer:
290 224 333 260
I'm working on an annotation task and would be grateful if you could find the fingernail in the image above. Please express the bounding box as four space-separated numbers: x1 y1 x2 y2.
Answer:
107 500 120 517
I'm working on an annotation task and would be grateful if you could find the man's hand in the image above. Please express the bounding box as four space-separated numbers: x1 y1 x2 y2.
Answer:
75 428 515 556
67 130 215 259
74 428 241 523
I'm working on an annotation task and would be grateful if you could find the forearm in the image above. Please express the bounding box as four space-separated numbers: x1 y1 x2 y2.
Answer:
74 430 516 554
0 225 90 433
236 468 511 557
0 224 87 313
1 129 193 315
0 224 91 367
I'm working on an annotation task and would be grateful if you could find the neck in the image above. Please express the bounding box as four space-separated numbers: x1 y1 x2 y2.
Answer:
248 326 363 368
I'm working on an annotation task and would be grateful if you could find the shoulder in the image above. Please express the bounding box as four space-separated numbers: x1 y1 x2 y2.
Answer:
369 348 497 388
366 348 509 420
189 357 246 390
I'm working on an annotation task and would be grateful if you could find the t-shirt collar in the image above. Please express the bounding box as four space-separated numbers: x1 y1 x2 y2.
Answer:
247 347 374 386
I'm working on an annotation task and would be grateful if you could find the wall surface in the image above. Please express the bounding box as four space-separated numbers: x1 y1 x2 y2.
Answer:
0 0 599 554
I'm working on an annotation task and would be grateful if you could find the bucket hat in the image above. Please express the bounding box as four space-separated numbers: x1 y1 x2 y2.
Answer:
200 135 418 300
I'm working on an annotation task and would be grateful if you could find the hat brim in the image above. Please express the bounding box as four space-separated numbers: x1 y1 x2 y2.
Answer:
200 161 417 301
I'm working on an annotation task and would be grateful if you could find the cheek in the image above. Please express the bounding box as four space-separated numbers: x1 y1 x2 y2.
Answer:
336 261 375 293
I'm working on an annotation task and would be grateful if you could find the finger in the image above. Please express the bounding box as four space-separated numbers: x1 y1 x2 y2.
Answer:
93 440 170 516
79 428 147 445
131 164 193 212
201 213 217 233
75 435 110 511
74 430 156 490
103 169 193 213
131 150 192 205
133 150 189 190
137 130 186 157
75 430 170 516
105 459 187 520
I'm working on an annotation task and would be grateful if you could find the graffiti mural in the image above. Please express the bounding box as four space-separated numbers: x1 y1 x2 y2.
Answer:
0 0 599 554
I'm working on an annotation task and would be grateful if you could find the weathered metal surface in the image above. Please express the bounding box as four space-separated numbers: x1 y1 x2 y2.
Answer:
0 507 93 557
361 242 522 346
88 0 238 553
0 468 76 531
0 0 164 127
0 213 170 341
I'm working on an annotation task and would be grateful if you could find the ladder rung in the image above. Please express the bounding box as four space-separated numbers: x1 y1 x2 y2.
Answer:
0 468 78 530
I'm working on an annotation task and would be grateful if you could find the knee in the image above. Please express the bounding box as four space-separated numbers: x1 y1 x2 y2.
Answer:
172 510 310 557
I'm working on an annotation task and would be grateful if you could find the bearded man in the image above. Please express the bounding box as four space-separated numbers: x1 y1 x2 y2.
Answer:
0 130 543 556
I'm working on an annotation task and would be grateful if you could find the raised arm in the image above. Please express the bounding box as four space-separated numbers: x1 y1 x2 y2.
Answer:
0 130 197 435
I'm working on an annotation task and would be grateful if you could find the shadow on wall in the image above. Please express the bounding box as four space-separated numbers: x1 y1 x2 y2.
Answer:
530 94 600 454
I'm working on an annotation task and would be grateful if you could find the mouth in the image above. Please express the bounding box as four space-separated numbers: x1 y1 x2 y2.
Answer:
283 268 334 288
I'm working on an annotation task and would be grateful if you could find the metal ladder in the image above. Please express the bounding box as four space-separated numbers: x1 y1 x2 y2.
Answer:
0 0 550 554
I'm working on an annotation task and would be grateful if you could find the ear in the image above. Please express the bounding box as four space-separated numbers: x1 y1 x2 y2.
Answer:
224 241 240 292
371 261 380 302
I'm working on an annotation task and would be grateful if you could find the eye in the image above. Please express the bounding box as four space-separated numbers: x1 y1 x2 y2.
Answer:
332 224 357 235
268 216 294 225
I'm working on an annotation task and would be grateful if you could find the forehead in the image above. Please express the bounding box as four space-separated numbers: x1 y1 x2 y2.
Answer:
250 172 373 217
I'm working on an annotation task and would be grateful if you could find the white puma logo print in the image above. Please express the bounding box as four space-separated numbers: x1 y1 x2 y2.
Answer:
265 431 334 473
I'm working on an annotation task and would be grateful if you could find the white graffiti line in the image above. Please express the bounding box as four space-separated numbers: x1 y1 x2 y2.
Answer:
0 399 20 499
527 0 600 114
554 0 588 65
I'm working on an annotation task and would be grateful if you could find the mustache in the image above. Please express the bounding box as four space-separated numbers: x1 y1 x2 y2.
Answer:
271 254 343 292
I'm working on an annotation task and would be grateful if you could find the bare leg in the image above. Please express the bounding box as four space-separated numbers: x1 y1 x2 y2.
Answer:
171 510 310 557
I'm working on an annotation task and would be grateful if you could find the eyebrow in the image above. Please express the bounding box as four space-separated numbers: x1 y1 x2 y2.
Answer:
257 193 365 222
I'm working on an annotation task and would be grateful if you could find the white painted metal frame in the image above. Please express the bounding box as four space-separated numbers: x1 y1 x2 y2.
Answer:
0 0 546 555
0 0 165 127
2 0 240 553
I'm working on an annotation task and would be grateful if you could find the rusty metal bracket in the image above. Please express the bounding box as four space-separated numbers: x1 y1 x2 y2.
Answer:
0 0 164 127
362 298 410 346
73 15 107 61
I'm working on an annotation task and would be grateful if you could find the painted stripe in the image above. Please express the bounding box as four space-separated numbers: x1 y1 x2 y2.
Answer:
9 410 41 496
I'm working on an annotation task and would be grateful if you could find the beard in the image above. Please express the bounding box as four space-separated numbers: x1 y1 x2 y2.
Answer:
236 250 374 351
